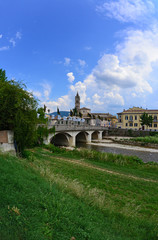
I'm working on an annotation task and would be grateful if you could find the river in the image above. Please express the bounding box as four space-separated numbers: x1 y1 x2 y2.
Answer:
76 139 158 163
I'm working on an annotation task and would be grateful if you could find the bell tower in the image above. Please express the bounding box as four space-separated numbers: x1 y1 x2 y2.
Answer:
75 92 80 112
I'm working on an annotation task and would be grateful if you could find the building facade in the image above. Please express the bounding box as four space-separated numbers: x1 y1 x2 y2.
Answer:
117 107 158 130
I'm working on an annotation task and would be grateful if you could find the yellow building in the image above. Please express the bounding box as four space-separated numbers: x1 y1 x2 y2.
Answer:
117 107 158 130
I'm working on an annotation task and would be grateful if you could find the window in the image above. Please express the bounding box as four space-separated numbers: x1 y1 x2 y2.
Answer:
154 115 157 121
129 116 133 121
135 116 137 120
149 123 152 127
154 124 157 128
129 123 133 126
125 116 128 120
134 123 138 127
126 123 128 126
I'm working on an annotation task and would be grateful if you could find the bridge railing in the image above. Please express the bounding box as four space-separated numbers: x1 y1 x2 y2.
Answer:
49 124 108 132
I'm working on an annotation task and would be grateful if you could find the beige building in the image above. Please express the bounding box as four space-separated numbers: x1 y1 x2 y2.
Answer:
117 107 158 130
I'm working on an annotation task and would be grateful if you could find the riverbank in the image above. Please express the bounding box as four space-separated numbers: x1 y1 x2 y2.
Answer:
1 147 158 239
90 139 158 153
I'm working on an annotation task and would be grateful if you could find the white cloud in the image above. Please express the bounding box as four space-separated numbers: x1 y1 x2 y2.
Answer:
0 34 2 39
67 72 75 83
16 32 22 39
42 95 71 112
64 57 71 66
78 59 86 67
33 91 42 98
105 92 124 106
40 83 52 100
10 38 16 47
70 81 87 104
0 46 9 51
92 93 104 105
96 0 155 23
88 26 158 95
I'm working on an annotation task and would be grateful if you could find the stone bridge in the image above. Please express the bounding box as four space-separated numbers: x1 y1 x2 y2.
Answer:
44 125 109 147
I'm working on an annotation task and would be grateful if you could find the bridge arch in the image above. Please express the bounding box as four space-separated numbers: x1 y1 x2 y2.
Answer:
76 131 88 144
50 132 71 146
91 131 99 140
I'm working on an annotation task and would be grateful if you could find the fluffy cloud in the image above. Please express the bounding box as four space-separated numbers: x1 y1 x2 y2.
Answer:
96 0 155 23
0 34 2 39
70 81 87 104
42 95 71 112
67 72 75 83
92 94 104 105
89 26 158 94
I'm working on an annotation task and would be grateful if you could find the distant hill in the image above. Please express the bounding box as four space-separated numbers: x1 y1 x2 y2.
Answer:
50 111 70 117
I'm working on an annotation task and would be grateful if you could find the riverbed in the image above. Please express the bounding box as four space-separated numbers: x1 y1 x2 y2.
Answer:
76 139 158 163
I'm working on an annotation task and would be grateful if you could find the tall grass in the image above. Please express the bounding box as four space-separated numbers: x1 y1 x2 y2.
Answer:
44 144 143 166
131 135 158 144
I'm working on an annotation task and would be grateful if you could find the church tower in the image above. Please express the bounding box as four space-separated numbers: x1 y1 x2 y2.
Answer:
75 92 80 112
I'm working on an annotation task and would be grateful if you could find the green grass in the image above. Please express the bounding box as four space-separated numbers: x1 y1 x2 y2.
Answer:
0 148 158 240
131 135 158 144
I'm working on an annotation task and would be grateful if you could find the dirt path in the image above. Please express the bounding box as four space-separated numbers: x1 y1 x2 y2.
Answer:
41 150 158 183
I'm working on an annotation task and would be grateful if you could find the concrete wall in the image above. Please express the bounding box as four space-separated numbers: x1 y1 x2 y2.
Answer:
0 130 16 155
107 128 151 137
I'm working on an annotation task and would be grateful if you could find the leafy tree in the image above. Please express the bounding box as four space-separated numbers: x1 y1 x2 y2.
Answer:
57 107 60 115
70 109 73 117
140 112 153 129
79 112 83 118
0 69 38 154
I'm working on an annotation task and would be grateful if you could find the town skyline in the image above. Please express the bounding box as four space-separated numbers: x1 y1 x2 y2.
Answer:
1 0 158 114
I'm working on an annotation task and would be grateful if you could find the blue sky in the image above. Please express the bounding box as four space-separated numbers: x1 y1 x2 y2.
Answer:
1 0 158 115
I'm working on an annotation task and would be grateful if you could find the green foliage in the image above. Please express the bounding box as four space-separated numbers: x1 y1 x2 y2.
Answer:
73 148 143 166
37 126 55 145
140 112 153 128
57 107 60 115
0 69 38 154
44 143 66 153
131 135 158 144
79 111 83 118
37 107 46 123
44 144 143 166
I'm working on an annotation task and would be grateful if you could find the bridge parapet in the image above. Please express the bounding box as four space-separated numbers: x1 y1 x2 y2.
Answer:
49 125 108 132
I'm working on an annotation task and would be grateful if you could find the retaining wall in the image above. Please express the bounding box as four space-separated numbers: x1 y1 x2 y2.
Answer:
0 130 16 155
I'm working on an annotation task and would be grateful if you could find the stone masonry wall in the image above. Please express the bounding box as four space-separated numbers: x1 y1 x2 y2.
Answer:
0 130 16 155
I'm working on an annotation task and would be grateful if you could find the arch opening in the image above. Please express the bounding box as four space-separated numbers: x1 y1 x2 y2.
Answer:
76 132 87 145
51 133 69 146
92 131 99 140
102 130 108 138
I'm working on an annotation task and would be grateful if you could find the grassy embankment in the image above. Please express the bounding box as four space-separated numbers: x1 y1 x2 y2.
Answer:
0 146 158 240
130 134 158 144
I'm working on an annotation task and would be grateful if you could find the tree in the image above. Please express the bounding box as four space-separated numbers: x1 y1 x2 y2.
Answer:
79 112 83 118
140 112 153 129
57 107 60 115
0 69 38 154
